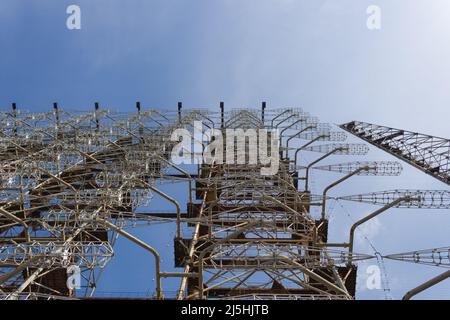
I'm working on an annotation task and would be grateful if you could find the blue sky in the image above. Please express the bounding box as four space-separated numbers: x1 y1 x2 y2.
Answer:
0 0 449 299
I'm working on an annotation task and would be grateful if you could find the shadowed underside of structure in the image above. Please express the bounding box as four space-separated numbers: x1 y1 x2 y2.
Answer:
340 121 450 186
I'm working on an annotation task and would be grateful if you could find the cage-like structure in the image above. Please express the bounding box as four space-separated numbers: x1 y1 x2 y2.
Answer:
0 105 180 299
0 104 448 300
174 108 361 300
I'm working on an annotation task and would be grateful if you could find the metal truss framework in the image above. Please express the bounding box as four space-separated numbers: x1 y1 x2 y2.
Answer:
0 104 185 299
0 103 448 300
174 108 359 300
340 121 450 186
338 190 450 209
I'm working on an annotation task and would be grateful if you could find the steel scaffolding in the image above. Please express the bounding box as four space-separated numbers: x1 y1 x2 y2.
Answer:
0 103 448 300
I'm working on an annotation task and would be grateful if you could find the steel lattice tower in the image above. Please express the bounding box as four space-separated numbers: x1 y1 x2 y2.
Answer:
175 108 358 300
0 103 448 300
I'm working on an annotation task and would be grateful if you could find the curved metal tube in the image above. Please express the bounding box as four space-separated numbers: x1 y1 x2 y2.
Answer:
101 219 163 299
156 155 193 203
348 197 412 266
402 270 450 300
280 119 304 139
274 114 296 129
270 110 291 128
136 178 182 239
285 125 315 159
304 147 345 191
293 135 328 167
320 167 369 221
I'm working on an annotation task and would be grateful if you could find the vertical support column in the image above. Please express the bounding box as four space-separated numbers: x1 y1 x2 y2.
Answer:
262 101 266 125
220 101 224 129
94 102 100 132
53 102 60 132
136 101 144 137
11 103 17 136
178 102 182 123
